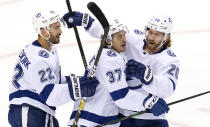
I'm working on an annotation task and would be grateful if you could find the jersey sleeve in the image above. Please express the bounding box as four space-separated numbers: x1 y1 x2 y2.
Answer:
142 59 180 98
27 60 72 106
60 75 67 84
97 53 147 112
86 20 104 39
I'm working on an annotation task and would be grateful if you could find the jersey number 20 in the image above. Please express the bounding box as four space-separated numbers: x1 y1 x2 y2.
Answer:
168 64 179 79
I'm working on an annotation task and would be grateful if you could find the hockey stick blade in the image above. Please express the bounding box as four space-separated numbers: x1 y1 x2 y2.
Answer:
87 2 109 29
72 2 110 127
94 91 210 127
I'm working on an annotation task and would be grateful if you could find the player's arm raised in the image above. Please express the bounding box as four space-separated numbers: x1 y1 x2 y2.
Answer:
62 11 104 39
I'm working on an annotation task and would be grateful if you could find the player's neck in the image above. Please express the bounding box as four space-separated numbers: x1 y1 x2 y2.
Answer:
37 37 52 51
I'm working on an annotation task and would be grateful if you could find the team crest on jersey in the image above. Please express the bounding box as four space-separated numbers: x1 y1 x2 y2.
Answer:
107 50 117 57
167 50 176 57
38 50 49 58
134 29 144 35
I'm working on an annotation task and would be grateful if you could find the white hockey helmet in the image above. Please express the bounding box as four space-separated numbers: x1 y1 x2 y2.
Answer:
146 13 173 35
107 19 126 41
32 10 61 35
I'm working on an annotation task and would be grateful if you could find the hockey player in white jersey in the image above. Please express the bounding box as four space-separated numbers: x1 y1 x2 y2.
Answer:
62 12 170 127
118 14 179 127
8 10 99 127
63 12 179 127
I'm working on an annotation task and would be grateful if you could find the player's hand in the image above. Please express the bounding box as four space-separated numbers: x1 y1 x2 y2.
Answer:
67 74 99 101
143 94 169 116
83 69 90 77
125 59 153 85
62 11 94 30
79 76 99 97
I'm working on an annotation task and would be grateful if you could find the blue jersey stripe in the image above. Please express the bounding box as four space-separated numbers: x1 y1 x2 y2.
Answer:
13 80 21 88
9 90 56 110
110 87 129 101
70 110 118 124
39 84 55 103
169 78 176 90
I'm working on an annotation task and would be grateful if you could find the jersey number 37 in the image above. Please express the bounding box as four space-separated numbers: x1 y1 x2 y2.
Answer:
106 68 122 83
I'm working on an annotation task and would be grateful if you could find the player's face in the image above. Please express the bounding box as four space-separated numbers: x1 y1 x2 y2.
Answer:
111 31 126 53
49 22 62 44
146 29 164 52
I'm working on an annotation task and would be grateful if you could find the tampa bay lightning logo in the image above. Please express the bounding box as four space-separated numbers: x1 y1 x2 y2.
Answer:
38 50 49 58
134 29 143 35
50 11 55 13
107 50 117 57
36 13 41 18
167 50 176 57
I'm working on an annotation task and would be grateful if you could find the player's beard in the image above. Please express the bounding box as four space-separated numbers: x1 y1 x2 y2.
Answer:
146 41 157 50
146 39 162 53
49 34 61 44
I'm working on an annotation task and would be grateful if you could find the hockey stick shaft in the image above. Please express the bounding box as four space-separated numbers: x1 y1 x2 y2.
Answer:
66 0 88 69
72 2 110 127
95 90 210 127
66 1 87 126
87 2 110 78
167 90 210 105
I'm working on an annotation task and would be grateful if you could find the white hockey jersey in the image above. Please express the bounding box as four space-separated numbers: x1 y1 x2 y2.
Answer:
68 48 150 127
9 40 72 116
84 21 180 120
120 30 179 120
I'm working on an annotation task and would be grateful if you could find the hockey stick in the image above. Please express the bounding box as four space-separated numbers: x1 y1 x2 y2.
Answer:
72 2 110 127
94 90 210 127
66 0 88 69
86 2 110 78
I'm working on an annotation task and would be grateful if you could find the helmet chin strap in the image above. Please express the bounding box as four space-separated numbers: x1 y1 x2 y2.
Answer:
155 34 167 50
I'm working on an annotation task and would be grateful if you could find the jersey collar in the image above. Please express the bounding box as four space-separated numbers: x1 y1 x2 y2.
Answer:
32 40 42 48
